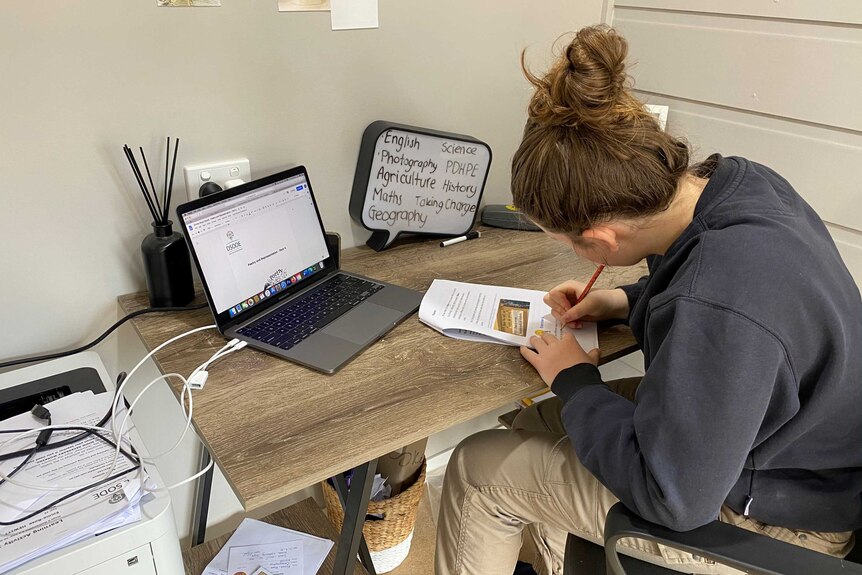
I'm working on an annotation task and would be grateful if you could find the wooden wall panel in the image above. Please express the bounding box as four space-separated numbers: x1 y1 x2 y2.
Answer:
635 92 862 232
615 0 862 25
613 2 862 283
615 10 862 131
644 93 862 282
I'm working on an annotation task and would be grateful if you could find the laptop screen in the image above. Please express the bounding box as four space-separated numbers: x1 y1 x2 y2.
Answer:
181 173 330 318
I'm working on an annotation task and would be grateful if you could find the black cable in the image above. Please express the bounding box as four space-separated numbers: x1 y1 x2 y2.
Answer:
0 406 115 461
0 368 154 527
0 372 141 526
0 427 142 526
0 446 40 488
0 373 128 461
0 303 207 370
0 465 140 526
86 426 139 464
0 409 49 488
1 425 139 465
0 366 180 525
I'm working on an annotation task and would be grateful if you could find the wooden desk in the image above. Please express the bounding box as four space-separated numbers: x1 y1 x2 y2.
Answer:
119 227 644 571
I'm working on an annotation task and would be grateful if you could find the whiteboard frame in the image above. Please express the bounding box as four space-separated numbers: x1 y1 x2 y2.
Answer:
349 120 492 251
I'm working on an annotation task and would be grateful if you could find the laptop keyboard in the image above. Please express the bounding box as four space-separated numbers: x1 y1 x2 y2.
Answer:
237 274 384 351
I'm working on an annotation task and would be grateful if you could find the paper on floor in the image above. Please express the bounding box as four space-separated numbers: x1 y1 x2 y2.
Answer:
203 517 333 575
227 541 303 575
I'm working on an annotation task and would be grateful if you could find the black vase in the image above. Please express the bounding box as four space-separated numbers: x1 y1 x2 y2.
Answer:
141 221 195 307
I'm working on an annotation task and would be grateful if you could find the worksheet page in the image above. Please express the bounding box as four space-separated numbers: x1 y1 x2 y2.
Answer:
419 279 597 350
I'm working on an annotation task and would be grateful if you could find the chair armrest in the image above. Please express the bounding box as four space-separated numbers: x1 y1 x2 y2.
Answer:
603 502 862 575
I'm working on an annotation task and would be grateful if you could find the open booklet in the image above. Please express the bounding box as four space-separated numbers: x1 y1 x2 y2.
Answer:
419 279 598 351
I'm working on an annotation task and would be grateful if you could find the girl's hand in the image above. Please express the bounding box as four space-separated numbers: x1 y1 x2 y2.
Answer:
544 281 629 328
520 331 600 386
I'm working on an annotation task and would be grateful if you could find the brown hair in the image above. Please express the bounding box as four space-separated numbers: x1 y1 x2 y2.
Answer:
511 25 691 237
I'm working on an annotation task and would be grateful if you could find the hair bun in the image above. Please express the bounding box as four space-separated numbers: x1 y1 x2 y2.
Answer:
524 25 631 129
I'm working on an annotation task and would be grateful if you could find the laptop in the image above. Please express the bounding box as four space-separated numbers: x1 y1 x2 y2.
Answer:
176 166 423 374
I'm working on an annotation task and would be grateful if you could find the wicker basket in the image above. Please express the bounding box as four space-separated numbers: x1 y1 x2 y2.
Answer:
322 460 426 573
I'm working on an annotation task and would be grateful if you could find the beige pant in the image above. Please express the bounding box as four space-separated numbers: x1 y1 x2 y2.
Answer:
435 378 853 575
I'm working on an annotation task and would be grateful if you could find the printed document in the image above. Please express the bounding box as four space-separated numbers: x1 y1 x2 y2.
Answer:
419 279 598 350
0 392 143 573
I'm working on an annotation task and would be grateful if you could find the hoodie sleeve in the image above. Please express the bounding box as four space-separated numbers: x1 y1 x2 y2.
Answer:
551 296 795 531
618 275 649 323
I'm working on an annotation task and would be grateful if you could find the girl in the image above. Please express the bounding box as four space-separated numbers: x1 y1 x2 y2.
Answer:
435 25 862 575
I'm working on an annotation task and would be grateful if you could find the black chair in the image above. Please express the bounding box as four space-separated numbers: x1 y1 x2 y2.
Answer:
564 502 862 575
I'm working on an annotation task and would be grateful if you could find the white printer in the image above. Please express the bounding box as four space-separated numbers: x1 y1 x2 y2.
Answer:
1 353 184 575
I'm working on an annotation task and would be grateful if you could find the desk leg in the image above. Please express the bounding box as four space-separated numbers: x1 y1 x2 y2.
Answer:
333 468 377 575
332 460 378 575
191 447 214 546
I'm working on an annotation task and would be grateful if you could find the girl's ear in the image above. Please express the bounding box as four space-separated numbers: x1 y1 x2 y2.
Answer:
581 226 620 253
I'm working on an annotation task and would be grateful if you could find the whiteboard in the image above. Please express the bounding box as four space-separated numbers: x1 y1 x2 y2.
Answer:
350 122 491 250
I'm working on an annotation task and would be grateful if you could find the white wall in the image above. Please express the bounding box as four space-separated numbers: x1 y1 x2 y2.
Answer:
0 0 604 362
1 0 606 544
611 1 862 285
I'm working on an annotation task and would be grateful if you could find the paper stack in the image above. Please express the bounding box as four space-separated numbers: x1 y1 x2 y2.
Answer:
0 391 145 573
203 518 335 575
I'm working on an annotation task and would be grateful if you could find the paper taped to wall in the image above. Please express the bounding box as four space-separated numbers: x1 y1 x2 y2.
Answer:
331 0 378 30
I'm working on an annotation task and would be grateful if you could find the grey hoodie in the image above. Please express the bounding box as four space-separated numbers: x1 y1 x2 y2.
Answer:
552 155 862 532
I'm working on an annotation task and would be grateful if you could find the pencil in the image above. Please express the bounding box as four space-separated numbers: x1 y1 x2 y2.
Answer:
574 264 605 306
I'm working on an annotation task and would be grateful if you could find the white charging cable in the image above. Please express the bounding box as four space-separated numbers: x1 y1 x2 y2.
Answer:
110 324 217 441
117 340 246 490
0 369 208 492
117 339 245 467
117 373 192 461
143 453 214 492
0 368 197 491
188 339 247 390
0 324 248 493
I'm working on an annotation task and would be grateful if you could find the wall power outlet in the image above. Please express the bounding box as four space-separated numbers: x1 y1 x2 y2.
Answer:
183 159 251 201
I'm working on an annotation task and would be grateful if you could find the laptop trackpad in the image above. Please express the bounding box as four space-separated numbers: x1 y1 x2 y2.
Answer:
323 303 403 345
